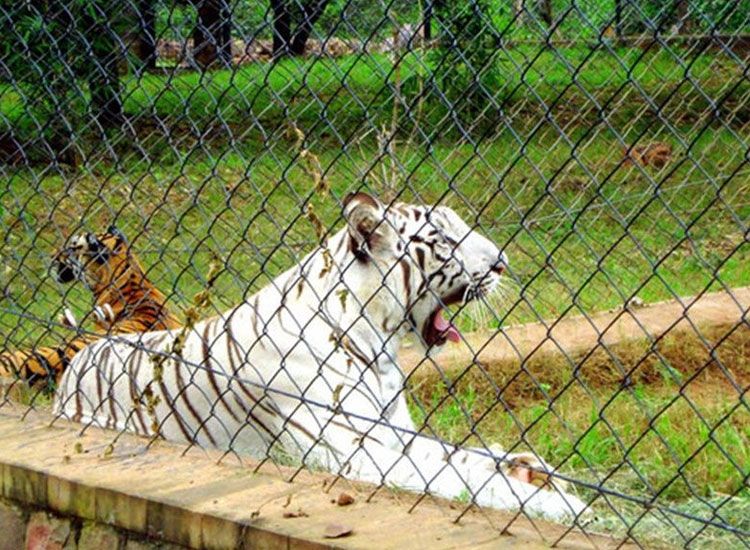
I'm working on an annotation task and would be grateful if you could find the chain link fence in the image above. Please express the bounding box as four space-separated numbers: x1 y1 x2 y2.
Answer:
0 0 749 547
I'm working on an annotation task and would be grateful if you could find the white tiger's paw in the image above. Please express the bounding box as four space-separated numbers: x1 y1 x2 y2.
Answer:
483 446 592 523
487 446 552 482
476 472 591 522
506 453 560 488
59 308 78 328
526 486 591 522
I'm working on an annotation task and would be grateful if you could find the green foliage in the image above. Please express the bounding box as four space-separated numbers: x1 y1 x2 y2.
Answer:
0 2 83 128
699 0 750 32
0 0 130 154
155 2 198 42
430 0 503 116
616 0 750 34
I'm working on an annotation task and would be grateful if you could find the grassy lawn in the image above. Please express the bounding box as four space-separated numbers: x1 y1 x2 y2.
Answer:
2 122 747 338
3 41 749 143
1 41 748 545
107 44 750 147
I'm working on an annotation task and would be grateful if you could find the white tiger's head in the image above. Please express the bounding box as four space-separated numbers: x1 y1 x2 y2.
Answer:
342 192 507 348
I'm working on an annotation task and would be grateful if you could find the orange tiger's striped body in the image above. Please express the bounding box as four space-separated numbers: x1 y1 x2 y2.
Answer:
0 228 180 383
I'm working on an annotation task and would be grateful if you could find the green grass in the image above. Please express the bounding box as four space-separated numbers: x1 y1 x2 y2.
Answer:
406 323 750 547
4 41 749 145
2 118 747 345
409 380 750 547
102 44 750 143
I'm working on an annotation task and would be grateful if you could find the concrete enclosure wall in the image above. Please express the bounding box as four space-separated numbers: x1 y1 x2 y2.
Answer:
0 498 182 550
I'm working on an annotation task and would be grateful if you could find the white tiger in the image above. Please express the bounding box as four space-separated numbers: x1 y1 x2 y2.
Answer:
54 193 588 521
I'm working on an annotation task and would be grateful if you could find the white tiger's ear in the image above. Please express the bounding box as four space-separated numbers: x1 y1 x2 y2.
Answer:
343 192 394 260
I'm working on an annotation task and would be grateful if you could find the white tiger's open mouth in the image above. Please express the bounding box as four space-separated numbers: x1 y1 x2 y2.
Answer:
422 266 504 348
421 283 470 347
423 307 461 346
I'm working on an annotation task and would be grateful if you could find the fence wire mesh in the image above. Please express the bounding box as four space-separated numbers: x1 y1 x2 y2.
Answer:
0 0 749 547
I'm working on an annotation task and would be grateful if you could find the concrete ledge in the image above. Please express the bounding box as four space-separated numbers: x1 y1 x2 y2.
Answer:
0 405 624 549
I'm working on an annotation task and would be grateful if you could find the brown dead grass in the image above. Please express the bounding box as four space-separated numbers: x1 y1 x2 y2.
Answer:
409 322 750 410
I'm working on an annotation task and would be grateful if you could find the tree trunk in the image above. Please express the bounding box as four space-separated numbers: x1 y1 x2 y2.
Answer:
423 0 433 40
290 0 331 56
83 4 124 129
88 60 124 129
674 0 690 34
270 0 292 56
219 1 232 63
193 0 232 68
614 0 623 39
538 0 552 28
134 0 157 71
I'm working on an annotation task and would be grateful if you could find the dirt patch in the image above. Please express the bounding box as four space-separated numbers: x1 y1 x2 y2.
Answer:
403 288 750 407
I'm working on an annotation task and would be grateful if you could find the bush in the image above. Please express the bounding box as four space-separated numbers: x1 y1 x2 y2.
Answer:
0 0 131 163
430 0 503 118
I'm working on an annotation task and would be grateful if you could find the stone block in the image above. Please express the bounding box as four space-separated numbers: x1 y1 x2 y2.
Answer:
95 489 146 533
6 466 47 507
125 538 186 550
25 512 72 550
241 525 292 550
201 515 241 550
124 540 153 550
47 478 96 522
78 523 121 550
146 501 201 548
0 500 26 550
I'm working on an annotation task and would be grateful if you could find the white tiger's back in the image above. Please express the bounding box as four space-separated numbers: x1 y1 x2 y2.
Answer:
53 239 360 462
53 302 311 459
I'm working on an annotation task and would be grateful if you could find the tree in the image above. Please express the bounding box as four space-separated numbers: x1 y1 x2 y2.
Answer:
82 2 125 129
132 1 233 71
270 0 332 57
538 0 552 28
423 0 442 41
432 0 502 116
133 0 157 71
513 0 553 28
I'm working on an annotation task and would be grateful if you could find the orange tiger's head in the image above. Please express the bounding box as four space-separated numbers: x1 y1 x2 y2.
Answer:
52 227 144 292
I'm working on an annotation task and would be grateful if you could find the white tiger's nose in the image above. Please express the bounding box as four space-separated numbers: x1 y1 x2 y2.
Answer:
490 251 509 275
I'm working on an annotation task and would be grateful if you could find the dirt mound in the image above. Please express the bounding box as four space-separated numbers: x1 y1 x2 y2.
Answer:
404 288 750 408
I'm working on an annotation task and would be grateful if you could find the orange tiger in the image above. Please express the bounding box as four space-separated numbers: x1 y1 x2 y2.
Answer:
0 227 180 383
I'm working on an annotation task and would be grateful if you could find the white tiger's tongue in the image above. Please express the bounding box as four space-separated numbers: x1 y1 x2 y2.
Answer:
433 309 461 343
